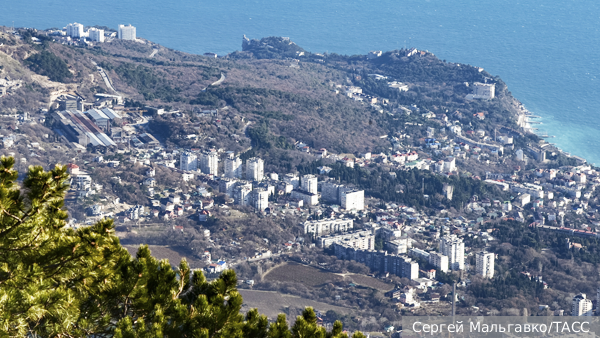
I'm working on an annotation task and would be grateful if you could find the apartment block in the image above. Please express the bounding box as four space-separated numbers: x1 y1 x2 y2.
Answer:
439 235 465 271
303 218 354 237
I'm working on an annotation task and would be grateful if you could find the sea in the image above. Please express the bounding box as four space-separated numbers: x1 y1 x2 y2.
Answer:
2 0 599 164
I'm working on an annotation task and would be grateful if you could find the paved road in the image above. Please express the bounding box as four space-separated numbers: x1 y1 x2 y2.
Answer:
97 66 119 95
201 73 226 91
89 58 120 95
211 73 225 86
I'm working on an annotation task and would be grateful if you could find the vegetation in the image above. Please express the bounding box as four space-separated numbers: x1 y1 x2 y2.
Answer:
24 50 71 82
297 161 508 210
247 120 293 150
241 36 307 59
115 63 181 101
0 156 364 337
371 50 489 84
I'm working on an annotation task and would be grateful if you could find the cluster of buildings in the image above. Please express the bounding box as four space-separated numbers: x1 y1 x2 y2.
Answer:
42 23 137 46
0 77 23 98
65 22 105 42
65 22 136 41
155 193 196 221
486 164 600 229
334 242 420 280
48 109 120 149
0 134 15 149
180 151 220 175
67 163 104 200
176 149 367 214
305 214 495 281
45 94 160 151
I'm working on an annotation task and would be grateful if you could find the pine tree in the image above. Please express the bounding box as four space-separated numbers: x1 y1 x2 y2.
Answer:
268 314 292 338
0 156 126 336
0 157 365 337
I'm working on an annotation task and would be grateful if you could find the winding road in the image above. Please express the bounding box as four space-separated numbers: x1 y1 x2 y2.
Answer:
89 59 120 95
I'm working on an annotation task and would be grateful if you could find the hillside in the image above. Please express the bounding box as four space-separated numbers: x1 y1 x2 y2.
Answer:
3 26 599 332
0 29 523 156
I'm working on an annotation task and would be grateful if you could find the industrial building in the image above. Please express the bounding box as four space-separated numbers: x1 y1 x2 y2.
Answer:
49 110 117 148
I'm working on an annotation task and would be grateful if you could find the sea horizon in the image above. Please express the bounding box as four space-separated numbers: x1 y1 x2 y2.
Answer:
2 0 599 164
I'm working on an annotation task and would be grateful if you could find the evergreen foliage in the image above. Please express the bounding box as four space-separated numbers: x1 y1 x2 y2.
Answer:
297 161 507 209
371 50 488 84
24 50 72 82
0 156 364 337
241 36 307 59
115 63 181 101
247 120 293 150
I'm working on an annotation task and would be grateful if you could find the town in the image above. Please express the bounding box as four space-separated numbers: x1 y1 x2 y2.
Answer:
1 23 600 335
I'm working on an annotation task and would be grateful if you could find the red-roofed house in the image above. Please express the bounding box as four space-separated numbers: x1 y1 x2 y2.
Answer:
67 163 80 175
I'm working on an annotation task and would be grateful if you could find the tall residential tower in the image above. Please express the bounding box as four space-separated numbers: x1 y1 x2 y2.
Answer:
118 24 136 40
475 251 495 278
439 235 465 271
246 157 264 181
224 154 242 178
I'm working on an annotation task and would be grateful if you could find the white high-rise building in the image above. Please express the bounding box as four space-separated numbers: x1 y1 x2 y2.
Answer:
180 152 197 171
439 235 465 271
246 157 264 181
234 183 252 206
224 155 242 178
200 152 219 176
572 294 593 316
301 174 318 194
283 173 300 189
341 189 365 211
475 251 495 279
402 257 420 280
118 24 136 40
88 28 104 42
66 23 84 38
428 252 449 273
252 188 269 211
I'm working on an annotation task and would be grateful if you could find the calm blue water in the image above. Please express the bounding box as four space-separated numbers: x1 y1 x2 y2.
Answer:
2 1 599 164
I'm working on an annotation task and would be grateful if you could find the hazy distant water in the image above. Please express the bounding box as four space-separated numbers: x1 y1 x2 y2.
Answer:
3 0 600 164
